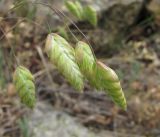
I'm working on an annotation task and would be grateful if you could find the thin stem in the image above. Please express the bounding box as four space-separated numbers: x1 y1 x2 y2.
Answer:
0 26 19 66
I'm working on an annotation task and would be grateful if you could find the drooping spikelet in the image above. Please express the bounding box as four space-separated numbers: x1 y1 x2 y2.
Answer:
75 41 126 109
95 61 127 110
83 5 97 27
13 66 36 108
75 41 99 88
45 33 84 91
65 1 83 20
65 1 97 27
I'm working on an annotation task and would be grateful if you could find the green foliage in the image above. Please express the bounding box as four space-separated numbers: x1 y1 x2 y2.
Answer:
45 33 84 91
95 61 127 110
13 66 36 108
65 1 97 26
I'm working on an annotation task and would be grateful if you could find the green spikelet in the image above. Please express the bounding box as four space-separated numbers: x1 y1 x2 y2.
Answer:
74 1 84 18
83 5 97 27
13 66 36 108
75 41 126 109
65 1 83 20
45 33 84 91
75 41 99 88
95 61 127 110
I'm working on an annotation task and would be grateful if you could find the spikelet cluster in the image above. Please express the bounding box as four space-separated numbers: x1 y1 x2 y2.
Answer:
45 33 84 91
65 1 97 26
75 42 126 110
13 66 36 108
45 33 126 109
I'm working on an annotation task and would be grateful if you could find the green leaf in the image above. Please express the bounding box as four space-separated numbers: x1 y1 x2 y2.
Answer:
95 61 127 110
75 41 99 88
65 1 83 20
45 33 84 91
83 5 97 27
13 66 36 108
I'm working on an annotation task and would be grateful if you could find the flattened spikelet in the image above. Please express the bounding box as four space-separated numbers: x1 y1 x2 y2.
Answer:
75 41 126 109
65 1 97 26
65 1 83 20
13 66 36 108
75 41 99 88
95 61 127 110
84 5 97 27
45 33 84 91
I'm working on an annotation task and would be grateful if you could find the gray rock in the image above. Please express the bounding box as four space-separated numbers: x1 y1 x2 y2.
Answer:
28 102 99 137
28 102 146 137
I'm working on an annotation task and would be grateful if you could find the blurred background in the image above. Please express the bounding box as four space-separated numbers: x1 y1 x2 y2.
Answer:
0 0 160 137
